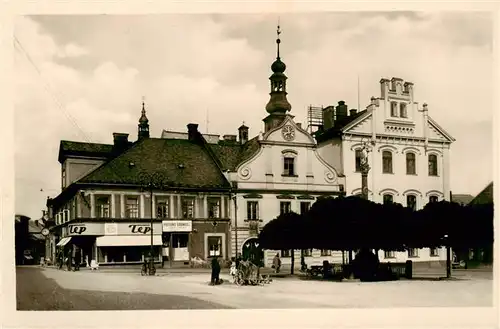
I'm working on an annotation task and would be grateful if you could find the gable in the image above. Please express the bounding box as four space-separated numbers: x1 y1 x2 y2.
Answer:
427 118 455 142
263 116 315 145
342 112 373 134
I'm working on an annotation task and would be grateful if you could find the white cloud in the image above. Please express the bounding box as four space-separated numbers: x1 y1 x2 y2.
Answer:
14 13 493 220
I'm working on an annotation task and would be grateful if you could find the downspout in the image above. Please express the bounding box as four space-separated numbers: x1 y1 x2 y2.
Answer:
233 193 238 258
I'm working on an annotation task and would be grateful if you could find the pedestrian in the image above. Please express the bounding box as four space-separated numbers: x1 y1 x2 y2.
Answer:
272 253 281 274
74 247 81 271
211 256 221 285
229 257 237 283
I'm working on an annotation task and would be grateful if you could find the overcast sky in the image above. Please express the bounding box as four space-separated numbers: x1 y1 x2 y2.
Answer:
14 12 493 220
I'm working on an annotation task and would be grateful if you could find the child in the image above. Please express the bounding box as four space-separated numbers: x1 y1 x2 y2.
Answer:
229 258 237 283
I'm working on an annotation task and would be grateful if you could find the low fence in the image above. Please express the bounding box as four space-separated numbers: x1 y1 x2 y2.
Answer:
306 260 413 280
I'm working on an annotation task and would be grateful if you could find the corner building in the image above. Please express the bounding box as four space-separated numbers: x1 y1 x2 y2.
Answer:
48 105 232 267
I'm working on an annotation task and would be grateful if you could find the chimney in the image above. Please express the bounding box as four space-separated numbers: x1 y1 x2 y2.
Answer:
187 123 199 141
238 124 249 144
336 101 348 117
113 133 129 152
322 105 335 130
349 109 357 116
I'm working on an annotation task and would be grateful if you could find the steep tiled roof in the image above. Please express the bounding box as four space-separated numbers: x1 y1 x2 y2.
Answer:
314 110 368 143
451 194 474 205
470 182 493 205
78 138 231 189
209 136 260 171
58 140 114 163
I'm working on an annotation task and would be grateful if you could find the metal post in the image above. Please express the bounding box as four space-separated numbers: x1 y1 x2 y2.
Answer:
150 186 154 274
169 234 173 268
233 195 238 258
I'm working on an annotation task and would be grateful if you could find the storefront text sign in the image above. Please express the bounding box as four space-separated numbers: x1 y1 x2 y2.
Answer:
68 223 105 236
104 222 162 235
162 220 192 232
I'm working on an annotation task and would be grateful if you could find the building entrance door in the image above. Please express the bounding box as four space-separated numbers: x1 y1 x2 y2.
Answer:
242 238 264 267
171 233 189 261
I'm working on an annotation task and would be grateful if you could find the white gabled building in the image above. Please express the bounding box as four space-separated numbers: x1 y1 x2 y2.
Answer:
315 77 456 264
219 27 346 269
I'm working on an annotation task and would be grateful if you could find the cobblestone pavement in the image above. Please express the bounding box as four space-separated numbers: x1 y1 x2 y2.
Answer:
16 267 231 310
19 266 494 309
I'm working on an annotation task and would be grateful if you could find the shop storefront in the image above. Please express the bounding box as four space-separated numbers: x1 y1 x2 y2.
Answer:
162 220 192 263
95 222 163 264
66 222 104 266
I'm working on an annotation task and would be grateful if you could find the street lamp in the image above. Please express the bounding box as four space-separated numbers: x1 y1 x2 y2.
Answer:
443 234 451 278
138 171 166 276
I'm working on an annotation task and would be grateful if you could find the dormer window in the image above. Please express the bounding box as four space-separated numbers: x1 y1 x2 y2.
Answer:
390 102 398 117
400 103 408 118
61 168 66 189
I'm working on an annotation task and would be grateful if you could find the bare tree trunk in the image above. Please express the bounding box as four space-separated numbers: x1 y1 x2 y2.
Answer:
446 246 452 278
290 249 294 275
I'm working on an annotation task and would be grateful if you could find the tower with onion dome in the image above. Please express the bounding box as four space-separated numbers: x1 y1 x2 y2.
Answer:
263 24 293 132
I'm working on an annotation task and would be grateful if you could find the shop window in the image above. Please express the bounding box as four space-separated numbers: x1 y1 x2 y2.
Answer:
408 248 419 258
123 246 143 262
280 201 291 215
247 201 259 220
407 195 417 211
103 247 124 263
300 202 311 215
207 235 222 257
156 198 169 218
283 157 295 176
383 194 393 205
97 196 110 218
208 198 220 219
125 197 139 218
320 249 331 256
172 233 189 248
430 248 439 257
281 249 291 257
181 197 195 219
382 151 393 174
384 250 395 258
406 152 416 175
302 249 313 257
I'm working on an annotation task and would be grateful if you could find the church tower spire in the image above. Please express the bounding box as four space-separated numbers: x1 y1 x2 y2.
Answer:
264 23 292 132
138 97 150 140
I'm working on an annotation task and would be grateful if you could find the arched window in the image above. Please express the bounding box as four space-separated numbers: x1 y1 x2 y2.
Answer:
383 194 393 205
428 154 438 176
429 195 439 203
382 151 393 174
355 149 362 172
406 195 417 211
406 152 416 175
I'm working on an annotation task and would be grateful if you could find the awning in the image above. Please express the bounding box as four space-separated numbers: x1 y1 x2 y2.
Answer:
56 237 72 247
96 235 162 247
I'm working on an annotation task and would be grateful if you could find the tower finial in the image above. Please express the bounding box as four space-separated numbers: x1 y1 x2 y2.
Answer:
276 19 281 59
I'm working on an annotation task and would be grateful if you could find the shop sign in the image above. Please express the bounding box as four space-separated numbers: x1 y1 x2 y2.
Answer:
162 220 192 232
104 222 162 235
68 223 105 236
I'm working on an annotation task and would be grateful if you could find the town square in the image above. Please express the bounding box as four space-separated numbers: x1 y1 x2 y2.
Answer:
6 9 496 329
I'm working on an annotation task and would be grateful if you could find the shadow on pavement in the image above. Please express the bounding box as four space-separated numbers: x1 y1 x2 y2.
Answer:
16 267 232 310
